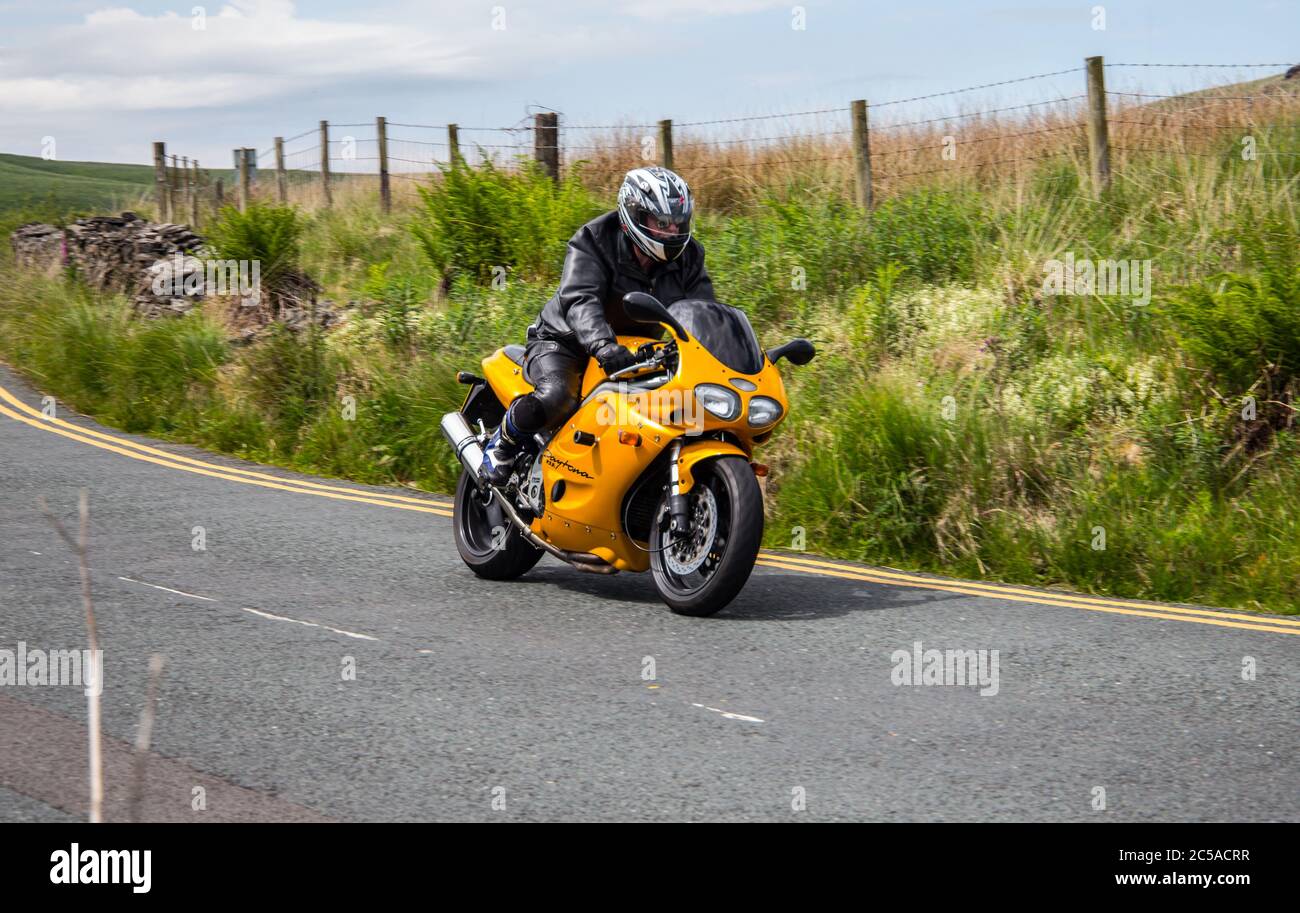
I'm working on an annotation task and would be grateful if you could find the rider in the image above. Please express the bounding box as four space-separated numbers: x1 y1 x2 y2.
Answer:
481 165 713 483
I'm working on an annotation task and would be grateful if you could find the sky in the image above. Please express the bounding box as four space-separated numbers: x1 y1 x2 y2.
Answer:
0 0 1297 167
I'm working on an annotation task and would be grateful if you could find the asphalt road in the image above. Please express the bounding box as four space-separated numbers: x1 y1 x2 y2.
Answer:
1 363 1296 822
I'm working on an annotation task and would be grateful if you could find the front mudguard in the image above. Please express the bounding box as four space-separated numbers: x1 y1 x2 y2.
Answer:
676 440 750 493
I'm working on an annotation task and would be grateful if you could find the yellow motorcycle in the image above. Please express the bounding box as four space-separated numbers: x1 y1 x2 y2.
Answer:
441 292 814 616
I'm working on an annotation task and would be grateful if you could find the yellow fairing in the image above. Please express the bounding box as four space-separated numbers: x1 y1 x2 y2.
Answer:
532 346 667 573
676 440 750 493
481 348 534 405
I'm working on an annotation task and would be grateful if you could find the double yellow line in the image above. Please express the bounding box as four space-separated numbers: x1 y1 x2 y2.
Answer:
755 554 1300 636
3 378 1297 636
0 383 453 517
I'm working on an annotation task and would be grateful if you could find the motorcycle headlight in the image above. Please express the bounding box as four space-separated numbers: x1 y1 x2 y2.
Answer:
694 384 741 421
747 396 784 427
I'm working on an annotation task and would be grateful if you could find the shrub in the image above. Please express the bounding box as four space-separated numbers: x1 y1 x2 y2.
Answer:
362 262 428 350
865 188 988 285
206 203 305 291
1162 217 1300 425
701 195 874 325
411 160 603 283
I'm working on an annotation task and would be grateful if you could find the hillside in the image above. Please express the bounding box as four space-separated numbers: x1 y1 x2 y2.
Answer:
0 152 155 222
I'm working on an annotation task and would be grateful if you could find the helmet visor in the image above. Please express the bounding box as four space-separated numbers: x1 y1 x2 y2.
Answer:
636 210 691 246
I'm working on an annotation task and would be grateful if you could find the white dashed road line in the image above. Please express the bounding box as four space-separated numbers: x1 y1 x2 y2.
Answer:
117 576 216 602
690 703 765 723
241 607 380 642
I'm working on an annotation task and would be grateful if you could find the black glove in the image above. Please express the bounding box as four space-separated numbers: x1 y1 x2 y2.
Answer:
594 341 636 376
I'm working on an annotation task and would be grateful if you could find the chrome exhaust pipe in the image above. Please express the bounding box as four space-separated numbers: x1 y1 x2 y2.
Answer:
440 411 485 481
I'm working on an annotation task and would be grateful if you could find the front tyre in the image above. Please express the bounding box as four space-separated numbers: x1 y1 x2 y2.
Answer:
650 456 763 616
453 470 543 580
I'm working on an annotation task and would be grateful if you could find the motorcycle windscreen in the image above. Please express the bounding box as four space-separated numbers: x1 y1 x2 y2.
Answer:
667 299 765 375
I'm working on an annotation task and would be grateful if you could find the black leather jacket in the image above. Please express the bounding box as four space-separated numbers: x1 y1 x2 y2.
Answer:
528 210 715 356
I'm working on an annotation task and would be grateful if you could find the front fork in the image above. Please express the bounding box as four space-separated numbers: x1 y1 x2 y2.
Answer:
666 439 753 538
667 439 691 537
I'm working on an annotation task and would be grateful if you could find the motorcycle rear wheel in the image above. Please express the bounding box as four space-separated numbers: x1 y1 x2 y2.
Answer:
650 456 763 616
453 470 543 580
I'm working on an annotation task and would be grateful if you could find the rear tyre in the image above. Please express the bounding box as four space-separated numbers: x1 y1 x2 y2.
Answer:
453 470 543 580
650 456 763 616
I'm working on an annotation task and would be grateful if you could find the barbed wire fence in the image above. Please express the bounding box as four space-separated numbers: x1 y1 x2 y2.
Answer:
151 57 1298 224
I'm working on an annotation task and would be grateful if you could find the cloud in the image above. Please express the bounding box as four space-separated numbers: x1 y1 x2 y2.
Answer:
0 1 573 117
618 0 792 21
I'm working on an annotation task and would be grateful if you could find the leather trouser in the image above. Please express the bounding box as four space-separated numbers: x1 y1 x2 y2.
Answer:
506 339 585 436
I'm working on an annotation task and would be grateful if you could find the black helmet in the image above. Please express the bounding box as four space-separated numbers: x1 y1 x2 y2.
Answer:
617 166 693 263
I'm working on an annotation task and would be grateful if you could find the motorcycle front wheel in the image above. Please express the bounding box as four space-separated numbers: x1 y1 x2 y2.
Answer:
650 456 764 616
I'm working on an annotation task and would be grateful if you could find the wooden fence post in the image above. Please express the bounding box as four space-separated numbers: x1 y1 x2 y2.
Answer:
190 160 200 227
319 120 333 207
214 178 224 214
448 123 460 167
153 142 168 221
377 116 391 213
850 99 874 211
274 137 287 203
1085 55 1111 195
657 119 674 170
237 149 250 212
534 112 559 182
169 155 182 223
180 155 190 218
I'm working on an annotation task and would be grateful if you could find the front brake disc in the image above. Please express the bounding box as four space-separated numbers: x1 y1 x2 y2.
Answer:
662 485 718 576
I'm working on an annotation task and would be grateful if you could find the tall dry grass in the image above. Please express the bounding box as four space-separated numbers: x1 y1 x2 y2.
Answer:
243 80 1300 218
